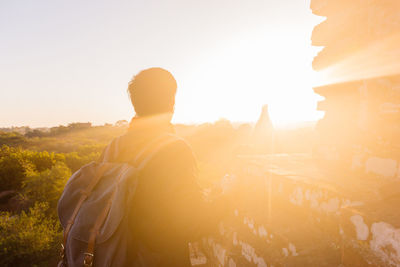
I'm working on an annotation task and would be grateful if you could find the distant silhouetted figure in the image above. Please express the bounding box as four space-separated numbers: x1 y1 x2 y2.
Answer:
252 104 274 153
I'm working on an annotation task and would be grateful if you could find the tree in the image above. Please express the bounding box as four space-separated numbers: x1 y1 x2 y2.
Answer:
0 202 60 266
0 131 26 146
0 146 32 191
22 162 71 211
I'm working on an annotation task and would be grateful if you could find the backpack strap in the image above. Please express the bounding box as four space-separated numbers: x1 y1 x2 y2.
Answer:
61 164 110 265
82 133 180 266
100 136 121 162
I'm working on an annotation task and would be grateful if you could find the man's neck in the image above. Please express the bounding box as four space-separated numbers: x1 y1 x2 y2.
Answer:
129 113 174 134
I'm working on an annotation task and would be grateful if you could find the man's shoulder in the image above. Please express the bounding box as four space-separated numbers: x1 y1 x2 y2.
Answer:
102 132 196 166
140 134 196 170
146 135 197 180
158 135 195 159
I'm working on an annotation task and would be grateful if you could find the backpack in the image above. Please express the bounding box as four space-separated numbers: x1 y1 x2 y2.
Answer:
57 134 179 267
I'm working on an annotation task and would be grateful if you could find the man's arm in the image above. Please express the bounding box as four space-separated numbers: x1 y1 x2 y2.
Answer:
154 140 231 240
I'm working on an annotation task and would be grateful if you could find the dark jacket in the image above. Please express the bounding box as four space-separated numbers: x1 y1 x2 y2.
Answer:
98 118 207 266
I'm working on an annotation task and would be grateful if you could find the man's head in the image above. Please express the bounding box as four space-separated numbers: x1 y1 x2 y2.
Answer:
127 67 177 118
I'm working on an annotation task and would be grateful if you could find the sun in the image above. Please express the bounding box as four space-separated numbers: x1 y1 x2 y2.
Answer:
173 32 323 127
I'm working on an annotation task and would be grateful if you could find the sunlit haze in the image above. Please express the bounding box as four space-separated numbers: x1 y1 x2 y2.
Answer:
315 32 400 87
0 0 324 128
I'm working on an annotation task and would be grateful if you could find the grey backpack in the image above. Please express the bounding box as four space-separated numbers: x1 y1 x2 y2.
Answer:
57 134 178 267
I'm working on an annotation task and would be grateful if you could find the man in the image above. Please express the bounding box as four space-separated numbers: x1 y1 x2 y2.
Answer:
98 68 211 266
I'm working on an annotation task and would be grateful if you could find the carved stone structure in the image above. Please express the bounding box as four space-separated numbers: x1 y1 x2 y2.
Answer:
311 0 400 179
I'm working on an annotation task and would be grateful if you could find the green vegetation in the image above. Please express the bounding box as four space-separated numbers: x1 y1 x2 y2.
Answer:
0 124 117 266
22 162 71 213
0 121 315 266
0 202 60 266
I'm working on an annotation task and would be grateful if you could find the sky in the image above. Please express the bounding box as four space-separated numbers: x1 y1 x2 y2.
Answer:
0 0 324 128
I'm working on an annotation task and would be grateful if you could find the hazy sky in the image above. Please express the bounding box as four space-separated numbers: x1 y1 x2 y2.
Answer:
1 0 324 128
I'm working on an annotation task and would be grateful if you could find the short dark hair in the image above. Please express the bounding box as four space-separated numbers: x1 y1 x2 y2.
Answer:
127 67 177 117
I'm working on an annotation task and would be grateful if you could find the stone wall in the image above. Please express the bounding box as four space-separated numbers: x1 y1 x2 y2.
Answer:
195 155 400 266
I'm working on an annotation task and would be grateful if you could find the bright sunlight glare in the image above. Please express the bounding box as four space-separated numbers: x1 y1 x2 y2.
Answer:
173 30 323 127
314 32 400 87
